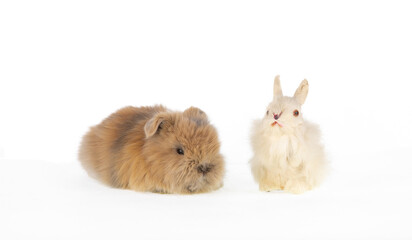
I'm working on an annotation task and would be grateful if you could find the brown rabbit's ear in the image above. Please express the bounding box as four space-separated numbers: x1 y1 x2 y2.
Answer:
144 113 171 138
273 75 283 99
183 107 209 125
294 79 309 105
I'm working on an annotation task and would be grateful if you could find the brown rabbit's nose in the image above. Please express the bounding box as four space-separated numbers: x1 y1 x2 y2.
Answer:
197 164 213 175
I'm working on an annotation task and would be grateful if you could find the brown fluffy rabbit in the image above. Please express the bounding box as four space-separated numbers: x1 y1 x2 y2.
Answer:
79 105 225 194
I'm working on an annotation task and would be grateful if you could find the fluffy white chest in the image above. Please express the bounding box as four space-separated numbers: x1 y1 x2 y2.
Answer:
263 133 303 170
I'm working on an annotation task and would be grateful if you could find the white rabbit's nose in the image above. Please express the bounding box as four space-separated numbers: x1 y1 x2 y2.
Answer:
273 112 282 120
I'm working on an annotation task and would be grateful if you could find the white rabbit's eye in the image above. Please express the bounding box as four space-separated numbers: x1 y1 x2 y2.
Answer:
266 110 269 115
176 148 184 155
293 110 299 117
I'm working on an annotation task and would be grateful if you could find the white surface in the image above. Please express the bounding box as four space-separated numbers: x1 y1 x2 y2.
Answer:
1 1 412 239
1 151 411 240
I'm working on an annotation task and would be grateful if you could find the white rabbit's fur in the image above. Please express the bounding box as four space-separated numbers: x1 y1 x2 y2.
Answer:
250 76 327 194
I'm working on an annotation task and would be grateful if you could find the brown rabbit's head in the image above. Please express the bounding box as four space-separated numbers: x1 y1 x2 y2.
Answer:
143 107 225 194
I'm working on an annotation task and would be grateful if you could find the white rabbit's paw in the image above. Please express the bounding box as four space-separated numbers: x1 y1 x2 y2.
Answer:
284 180 310 194
259 182 282 192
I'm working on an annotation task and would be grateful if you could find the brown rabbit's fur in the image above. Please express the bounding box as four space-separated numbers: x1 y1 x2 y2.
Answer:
79 105 225 194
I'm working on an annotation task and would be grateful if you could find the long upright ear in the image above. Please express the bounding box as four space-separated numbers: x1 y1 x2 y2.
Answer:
294 79 309 105
273 75 283 99
144 113 170 138
183 106 209 125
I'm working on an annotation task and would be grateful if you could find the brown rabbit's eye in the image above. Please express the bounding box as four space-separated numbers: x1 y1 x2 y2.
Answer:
293 110 299 117
176 148 184 155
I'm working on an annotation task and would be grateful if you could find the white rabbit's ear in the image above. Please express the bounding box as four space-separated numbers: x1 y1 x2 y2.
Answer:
273 75 283 99
294 79 309 105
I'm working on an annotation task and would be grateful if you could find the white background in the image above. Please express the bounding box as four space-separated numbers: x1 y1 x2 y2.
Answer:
1 1 412 239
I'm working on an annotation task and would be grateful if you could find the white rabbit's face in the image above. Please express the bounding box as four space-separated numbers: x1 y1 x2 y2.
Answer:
264 96 303 131
263 76 309 132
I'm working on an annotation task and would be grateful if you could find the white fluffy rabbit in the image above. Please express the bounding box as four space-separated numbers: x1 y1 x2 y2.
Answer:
250 76 327 194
